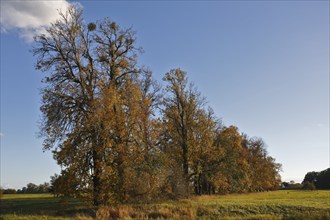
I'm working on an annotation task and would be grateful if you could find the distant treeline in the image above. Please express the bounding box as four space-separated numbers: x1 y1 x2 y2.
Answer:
281 168 330 190
0 182 50 194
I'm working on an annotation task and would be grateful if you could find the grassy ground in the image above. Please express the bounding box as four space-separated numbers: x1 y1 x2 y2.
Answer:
0 194 90 220
1 190 329 219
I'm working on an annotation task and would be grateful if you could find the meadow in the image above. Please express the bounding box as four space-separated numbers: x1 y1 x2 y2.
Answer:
1 190 329 219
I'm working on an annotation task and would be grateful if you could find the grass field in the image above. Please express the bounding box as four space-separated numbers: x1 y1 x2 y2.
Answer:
1 190 329 219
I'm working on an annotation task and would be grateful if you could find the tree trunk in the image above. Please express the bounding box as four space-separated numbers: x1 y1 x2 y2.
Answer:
92 149 102 206
181 117 189 195
182 141 189 195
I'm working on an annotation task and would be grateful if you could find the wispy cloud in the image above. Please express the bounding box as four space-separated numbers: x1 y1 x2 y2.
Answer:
0 0 72 42
0 132 4 138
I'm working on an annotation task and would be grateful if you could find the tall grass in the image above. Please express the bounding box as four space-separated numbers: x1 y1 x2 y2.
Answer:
1 190 329 219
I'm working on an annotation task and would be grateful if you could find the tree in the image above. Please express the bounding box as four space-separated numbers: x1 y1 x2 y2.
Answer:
161 69 208 196
315 168 330 189
302 171 318 185
50 174 61 197
26 183 38 193
244 137 282 191
213 126 251 193
33 5 158 205
49 171 79 197
189 108 222 195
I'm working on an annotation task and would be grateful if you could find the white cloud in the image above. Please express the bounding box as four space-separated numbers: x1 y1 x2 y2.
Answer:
0 132 4 138
0 0 72 42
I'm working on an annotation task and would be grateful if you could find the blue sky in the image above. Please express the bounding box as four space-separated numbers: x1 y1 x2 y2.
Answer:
0 1 329 189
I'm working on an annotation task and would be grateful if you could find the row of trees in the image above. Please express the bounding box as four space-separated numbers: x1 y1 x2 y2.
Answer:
34 6 281 206
0 182 50 194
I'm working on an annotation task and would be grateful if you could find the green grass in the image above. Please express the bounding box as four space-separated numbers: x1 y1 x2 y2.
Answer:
191 190 330 208
187 190 330 219
1 190 330 219
0 194 91 220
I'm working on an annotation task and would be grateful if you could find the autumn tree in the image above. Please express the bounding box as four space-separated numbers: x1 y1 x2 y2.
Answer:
49 171 79 198
239 136 282 192
160 69 282 196
161 69 217 196
187 108 222 195
205 129 281 194
34 5 159 205
161 69 191 196
213 126 252 193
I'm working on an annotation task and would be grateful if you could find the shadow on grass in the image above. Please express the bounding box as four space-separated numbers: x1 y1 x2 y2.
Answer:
0 195 94 218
